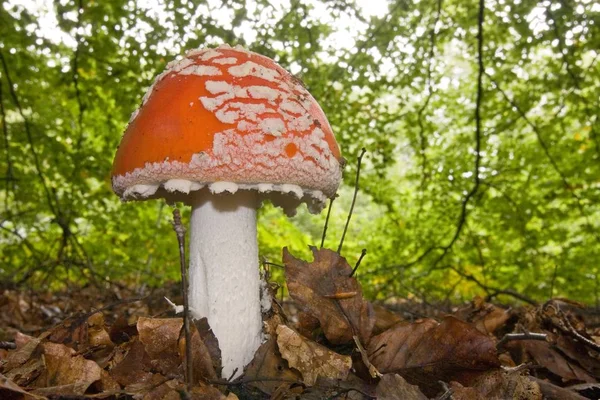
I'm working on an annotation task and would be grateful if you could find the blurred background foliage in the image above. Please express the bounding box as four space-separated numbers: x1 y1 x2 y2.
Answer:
0 0 599 305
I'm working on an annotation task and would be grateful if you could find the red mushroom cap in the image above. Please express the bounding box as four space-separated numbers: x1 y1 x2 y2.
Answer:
111 45 343 212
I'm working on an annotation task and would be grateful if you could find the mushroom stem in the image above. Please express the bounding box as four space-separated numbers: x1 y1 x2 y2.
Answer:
188 189 262 379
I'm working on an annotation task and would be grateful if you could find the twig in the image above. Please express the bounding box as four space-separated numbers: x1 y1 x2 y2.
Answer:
496 332 547 352
0 341 16 350
337 148 366 254
562 313 600 352
320 196 336 249
262 261 284 269
349 249 367 277
0 50 56 215
172 209 193 391
353 335 381 378
413 3 486 275
435 381 453 400
0 79 16 211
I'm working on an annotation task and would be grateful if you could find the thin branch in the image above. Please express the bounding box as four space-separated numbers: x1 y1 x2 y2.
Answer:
0 341 16 350
320 196 336 249
171 209 193 391
337 148 366 254
0 79 16 211
447 264 538 306
486 74 600 244
350 249 367 277
424 0 485 272
415 0 444 192
0 50 56 215
327 0 407 84
496 332 547 352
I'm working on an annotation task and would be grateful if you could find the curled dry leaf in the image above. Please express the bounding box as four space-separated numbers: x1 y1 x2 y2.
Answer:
0 372 46 400
376 374 427 400
520 339 596 383
367 316 499 395
372 304 403 336
178 319 218 382
243 336 301 395
109 338 154 388
283 247 374 345
457 296 511 335
34 342 102 395
87 312 114 348
137 317 182 376
450 369 542 400
192 317 221 376
276 324 352 386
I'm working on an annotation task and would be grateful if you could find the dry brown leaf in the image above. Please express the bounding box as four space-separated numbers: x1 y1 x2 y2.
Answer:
276 324 352 386
532 377 588 400
109 338 154 387
457 296 511 335
87 312 114 347
244 336 301 395
0 372 46 400
192 317 221 376
283 247 374 345
448 382 483 400
35 342 102 395
367 316 499 395
47 315 89 350
451 369 542 400
372 304 403 336
3 336 40 371
376 374 427 400
178 321 218 382
108 315 138 344
521 339 596 383
137 317 182 376
137 317 182 357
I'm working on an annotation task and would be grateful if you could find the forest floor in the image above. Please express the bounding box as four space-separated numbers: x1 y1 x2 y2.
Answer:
1 248 599 399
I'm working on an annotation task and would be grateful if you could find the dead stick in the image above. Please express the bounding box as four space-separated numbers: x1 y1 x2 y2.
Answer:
320 196 336 248
353 335 381 378
496 332 547 352
350 249 367 277
338 148 366 254
0 341 16 350
172 209 193 390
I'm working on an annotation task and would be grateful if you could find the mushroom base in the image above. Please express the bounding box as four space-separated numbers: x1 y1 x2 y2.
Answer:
188 190 262 379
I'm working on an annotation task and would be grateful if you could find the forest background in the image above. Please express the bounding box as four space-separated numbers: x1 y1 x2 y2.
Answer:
0 0 599 306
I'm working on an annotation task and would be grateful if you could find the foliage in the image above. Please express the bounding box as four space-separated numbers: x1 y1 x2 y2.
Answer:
0 0 599 303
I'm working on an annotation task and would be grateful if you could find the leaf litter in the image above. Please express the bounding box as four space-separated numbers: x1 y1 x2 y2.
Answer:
0 248 599 398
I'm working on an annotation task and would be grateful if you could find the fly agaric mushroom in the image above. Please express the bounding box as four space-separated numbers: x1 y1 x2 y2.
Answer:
111 44 343 378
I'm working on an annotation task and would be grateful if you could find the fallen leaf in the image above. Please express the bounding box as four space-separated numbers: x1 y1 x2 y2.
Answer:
192 317 221 376
532 377 588 400
35 342 102 395
244 336 301 395
87 312 114 347
367 316 499 395
0 372 46 400
178 320 218 382
451 369 542 400
109 338 154 387
372 304 403 336
137 317 182 376
457 296 511 335
276 324 352 386
283 247 374 345
521 340 595 383
376 374 427 400
108 315 138 344
3 336 40 371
